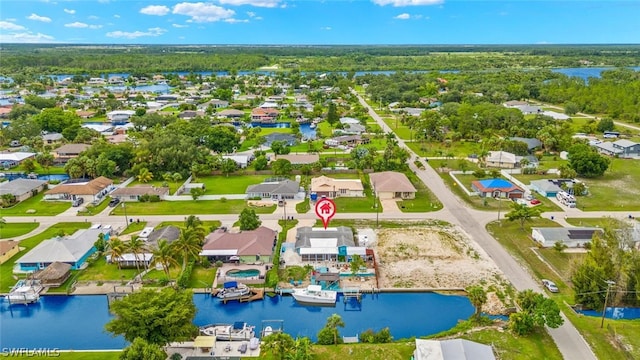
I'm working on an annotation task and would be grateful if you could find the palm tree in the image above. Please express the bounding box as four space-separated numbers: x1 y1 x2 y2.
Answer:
151 239 179 279
173 228 204 272
184 215 203 230
107 237 126 270
262 333 295 360
127 237 147 275
325 314 345 345
137 168 154 183
466 285 487 319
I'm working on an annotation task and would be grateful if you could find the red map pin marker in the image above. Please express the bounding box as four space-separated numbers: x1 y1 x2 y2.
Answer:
315 198 336 229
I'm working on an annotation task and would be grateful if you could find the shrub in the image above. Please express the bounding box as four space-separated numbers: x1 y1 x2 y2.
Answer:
177 261 194 288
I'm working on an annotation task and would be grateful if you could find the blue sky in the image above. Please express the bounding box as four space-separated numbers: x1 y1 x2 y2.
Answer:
0 1 638 44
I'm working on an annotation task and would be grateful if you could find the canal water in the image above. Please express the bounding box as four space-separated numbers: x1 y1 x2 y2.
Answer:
0 292 473 350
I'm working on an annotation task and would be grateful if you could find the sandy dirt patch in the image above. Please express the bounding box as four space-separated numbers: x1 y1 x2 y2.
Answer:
374 226 510 314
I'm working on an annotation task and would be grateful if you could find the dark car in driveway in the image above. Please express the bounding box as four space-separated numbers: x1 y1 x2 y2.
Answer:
108 198 121 207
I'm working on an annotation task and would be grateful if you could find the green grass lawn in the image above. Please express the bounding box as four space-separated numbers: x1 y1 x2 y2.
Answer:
537 248 586 281
296 198 310 213
110 200 276 215
128 179 180 195
76 197 111 216
308 343 415 360
9 352 120 360
197 174 271 195
332 196 380 213
119 221 148 235
187 264 217 288
461 328 562 360
0 223 91 291
382 116 413 140
156 220 221 232
9 163 67 175
575 158 640 211
564 217 629 228
406 140 482 158
398 171 443 212
1 192 71 216
486 218 640 360
76 257 138 282
0 222 39 239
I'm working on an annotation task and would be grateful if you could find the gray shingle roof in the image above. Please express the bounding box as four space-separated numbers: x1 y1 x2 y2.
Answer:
246 179 300 195
295 226 355 249
16 229 103 264
0 178 46 196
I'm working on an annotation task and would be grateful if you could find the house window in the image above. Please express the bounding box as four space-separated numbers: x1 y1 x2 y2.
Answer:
340 188 347 194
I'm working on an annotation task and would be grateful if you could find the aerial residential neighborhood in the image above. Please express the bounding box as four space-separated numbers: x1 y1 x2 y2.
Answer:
1 42 640 360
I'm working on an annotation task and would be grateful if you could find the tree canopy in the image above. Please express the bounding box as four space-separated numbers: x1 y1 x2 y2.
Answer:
238 208 262 231
568 143 610 178
509 289 563 335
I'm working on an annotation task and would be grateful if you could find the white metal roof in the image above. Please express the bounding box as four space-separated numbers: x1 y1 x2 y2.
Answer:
199 249 238 256
309 238 337 248
299 247 337 255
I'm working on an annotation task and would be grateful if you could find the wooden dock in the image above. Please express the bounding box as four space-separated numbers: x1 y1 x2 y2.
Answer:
217 288 265 304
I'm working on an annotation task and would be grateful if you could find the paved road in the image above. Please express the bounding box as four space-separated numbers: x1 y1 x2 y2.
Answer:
354 90 597 360
536 101 640 132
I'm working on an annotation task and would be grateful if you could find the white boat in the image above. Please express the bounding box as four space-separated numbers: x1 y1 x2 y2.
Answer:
309 123 317 129
262 326 273 338
201 322 255 341
292 285 337 305
217 281 250 300
249 337 260 350
6 281 43 304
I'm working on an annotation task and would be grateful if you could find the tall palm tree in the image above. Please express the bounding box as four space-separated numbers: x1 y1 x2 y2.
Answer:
127 237 147 275
151 239 179 279
184 215 202 230
107 237 126 270
173 228 204 272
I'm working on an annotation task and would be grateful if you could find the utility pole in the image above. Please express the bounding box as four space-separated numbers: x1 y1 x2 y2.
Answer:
600 280 615 328
122 201 129 229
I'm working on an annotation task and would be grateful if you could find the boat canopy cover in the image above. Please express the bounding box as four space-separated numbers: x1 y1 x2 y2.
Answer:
308 284 322 292
233 321 246 330
224 281 238 289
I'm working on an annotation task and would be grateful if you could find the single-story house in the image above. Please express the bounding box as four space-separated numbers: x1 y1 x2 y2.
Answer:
532 227 604 248
324 135 370 148
251 108 279 122
200 226 277 264
54 143 90 164
593 141 624 157
45 176 114 204
15 228 103 271
529 179 564 197
311 176 364 198
504 100 529 108
485 151 518 168
111 185 169 202
199 99 229 110
0 178 47 202
0 240 20 265
178 110 205 120
217 109 245 119
222 154 252 169
146 226 181 246
511 104 542 115
106 110 135 124
246 179 301 200
369 171 416 199
0 152 36 168
42 132 64 144
472 178 524 199
542 110 570 120
334 123 366 135
272 154 319 165
264 133 297 147
339 117 361 125
32 262 72 287
107 253 154 268
413 339 496 360
294 226 365 262
508 137 542 152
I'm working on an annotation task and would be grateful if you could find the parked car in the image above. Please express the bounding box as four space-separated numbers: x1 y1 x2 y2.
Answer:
72 198 84 207
108 198 121 207
530 199 541 205
542 279 559 293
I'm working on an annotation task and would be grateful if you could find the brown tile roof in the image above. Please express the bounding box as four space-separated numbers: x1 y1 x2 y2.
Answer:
55 143 90 155
202 226 276 256
46 176 113 196
0 240 19 256
111 185 169 197
369 171 417 193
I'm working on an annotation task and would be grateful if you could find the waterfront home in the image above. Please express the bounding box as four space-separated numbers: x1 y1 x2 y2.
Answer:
310 176 364 198
251 108 279 122
217 109 245 119
246 179 301 201
200 226 277 264
334 123 366 135
369 171 416 200
15 228 103 271
106 110 135 124
53 143 90 164
45 176 114 204
413 338 496 360
295 226 365 262
111 185 169 202
0 152 36 167
532 227 603 248
0 178 47 202
264 133 297 147
471 178 524 199
0 241 20 265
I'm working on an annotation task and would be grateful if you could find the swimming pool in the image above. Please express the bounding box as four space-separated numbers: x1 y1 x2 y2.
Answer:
226 269 261 278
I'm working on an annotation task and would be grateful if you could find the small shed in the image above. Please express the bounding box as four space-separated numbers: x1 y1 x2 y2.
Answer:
32 262 72 287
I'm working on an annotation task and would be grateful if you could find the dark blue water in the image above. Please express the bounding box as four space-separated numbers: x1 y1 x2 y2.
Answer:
552 67 640 81
578 307 640 320
0 173 69 182
1 292 473 350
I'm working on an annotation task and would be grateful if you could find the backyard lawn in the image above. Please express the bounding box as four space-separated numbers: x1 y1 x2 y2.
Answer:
128 179 180 195
332 196 380 213
0 223 91 291
0 192 71 216
198 175 271 195
156 220 221 231
398 171 443 212
573 158 640 211
76 257 138 282
461 328 562 360
110 200 276 215
0 222 39 239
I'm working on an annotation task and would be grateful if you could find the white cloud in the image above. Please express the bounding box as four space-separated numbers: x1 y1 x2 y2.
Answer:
140 5 170 16
106 27 167 39
0 32 54 43
394 13 411 19
0 21 26 31
372 0 443 7
64 9 76 14
173 2 235 23
114 14 121 18
172 23 189 28
27 13 52 22
320 26 331 31
247 11 256 17
88 15 99 20
224 18 249 23
64 22 102 29
98 0 110 3
219 0 280 8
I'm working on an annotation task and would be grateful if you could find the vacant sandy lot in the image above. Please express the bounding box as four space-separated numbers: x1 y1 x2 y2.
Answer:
374 226 510 314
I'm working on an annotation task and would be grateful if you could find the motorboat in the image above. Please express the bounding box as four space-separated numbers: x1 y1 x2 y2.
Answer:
262 326 273 338
292 285 337 305
216 281 250 300
6 280 43 304
200 321 255 341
